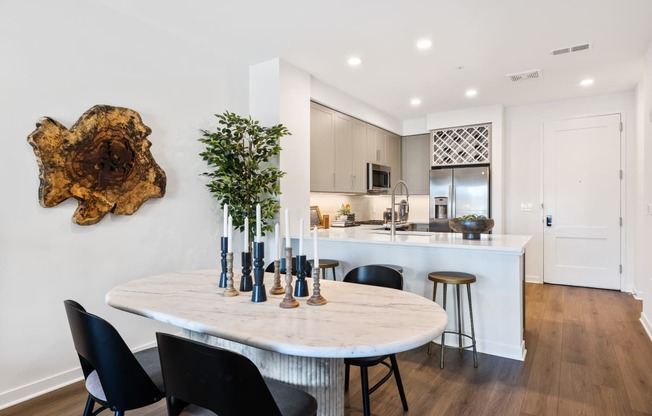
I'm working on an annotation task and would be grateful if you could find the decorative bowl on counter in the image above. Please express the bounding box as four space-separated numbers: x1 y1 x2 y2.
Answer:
449 216 494 240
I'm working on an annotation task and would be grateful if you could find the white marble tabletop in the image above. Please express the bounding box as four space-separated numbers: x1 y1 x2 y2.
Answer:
106 269 448 358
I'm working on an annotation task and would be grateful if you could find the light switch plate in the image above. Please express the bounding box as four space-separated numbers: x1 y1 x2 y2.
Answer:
520 202 533 212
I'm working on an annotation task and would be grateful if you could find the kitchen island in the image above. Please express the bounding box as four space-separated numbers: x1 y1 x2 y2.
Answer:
308 226 531 360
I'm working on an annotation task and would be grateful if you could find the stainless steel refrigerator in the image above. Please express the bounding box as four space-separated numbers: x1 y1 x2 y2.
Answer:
429 165 490 232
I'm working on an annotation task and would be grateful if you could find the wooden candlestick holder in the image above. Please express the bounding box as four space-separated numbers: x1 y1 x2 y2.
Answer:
222 252 239 297
307 265 327 306
280 247 299 308
269 259 285 295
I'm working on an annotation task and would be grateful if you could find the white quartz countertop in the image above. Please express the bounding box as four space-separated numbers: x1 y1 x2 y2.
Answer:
314 225 531 254
106 269 448 358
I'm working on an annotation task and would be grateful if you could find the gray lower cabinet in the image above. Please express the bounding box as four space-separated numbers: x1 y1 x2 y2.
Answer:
401 133 430 195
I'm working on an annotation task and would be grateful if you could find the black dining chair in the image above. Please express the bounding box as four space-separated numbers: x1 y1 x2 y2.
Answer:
266 257 312 277
156 332 318 416
343 265 409 416
63 300 164 416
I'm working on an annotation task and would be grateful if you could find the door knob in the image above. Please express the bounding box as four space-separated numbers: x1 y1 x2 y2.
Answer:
546 215 552 226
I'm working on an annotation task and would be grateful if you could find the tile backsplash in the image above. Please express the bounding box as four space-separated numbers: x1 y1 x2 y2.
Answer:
310 193 429 223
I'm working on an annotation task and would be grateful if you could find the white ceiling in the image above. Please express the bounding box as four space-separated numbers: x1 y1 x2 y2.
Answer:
96 0 652 121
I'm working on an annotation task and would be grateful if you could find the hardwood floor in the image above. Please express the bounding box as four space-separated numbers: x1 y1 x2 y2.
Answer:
2 283 651 416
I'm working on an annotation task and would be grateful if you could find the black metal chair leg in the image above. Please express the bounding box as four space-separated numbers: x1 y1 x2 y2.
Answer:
428 280 439 355
389 354 408 411
345 363 350 391
440 283 447 369
83 395 94 416
360 366 371 416
467 283 479 368
456 284 463 356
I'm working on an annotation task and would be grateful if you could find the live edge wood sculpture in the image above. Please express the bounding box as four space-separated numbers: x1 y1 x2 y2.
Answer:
27 105 166 225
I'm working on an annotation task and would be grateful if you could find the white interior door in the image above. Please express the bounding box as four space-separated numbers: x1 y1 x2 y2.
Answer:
542 114 621 289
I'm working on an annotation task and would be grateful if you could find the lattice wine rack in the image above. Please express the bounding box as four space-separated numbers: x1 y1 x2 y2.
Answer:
431 123 491 166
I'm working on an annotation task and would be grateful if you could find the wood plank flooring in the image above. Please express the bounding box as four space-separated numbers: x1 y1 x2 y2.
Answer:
2 283 651 416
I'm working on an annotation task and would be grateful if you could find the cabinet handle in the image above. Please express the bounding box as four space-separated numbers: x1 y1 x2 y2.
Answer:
376 149 380 161
332 173 335 188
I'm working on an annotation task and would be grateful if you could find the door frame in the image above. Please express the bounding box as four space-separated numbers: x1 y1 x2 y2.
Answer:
539 112 626 291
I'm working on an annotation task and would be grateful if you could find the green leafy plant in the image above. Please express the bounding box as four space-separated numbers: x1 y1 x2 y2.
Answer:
199 111 290 246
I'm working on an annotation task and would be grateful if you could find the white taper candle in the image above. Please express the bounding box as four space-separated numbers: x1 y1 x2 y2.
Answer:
313 226 319 268
256 204 262 243
223 204 228 238
299 218 304 255
274 223 280 261
244 217 249 252
227 215 233 252
285 208 291 248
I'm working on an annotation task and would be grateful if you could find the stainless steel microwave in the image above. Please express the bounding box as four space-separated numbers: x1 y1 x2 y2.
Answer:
367 163 391 193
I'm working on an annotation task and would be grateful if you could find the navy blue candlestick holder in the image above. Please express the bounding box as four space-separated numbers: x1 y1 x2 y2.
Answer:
251 242 267 302
219 237 228 288
294 255 309 297
240 252 253 292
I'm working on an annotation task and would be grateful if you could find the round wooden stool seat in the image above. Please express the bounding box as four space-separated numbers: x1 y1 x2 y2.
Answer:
308 258 340 281
428 271 476 285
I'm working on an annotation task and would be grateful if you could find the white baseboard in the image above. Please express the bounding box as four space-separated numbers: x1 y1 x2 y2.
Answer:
641 312 652 342
525 274 542 284
0 339 161 410
0 368 82 410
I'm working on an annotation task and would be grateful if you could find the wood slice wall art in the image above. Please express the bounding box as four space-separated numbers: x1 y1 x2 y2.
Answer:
27 105 166 225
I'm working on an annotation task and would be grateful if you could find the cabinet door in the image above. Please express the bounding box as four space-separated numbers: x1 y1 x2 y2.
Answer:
401 134 430 194
334 113 353 191
366 125 386 163
386 133 401 186
351 119 367 192
310 103 335 191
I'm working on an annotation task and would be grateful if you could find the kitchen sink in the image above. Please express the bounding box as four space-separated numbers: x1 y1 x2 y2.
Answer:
371 222 430 232
371 230 433 236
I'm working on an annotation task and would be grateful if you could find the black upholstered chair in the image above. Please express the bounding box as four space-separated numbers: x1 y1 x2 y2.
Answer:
266 257 312 277
156 332 318 416
343 265 409 416
63 300 164 416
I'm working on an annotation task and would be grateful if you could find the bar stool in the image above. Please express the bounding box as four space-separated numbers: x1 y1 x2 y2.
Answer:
308 258 339 281
427 271 478 368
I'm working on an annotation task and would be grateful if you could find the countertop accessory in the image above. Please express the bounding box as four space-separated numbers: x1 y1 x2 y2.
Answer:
269 259 285 294
294 255 309 297
240 252 253 292
219 237 228 288
307 265 327 306
448 217 494 240
280 247 299 308
222 252 239 297
390 180 410 238
251 242 266 302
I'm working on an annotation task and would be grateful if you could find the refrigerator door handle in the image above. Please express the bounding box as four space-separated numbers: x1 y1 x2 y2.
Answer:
449 185 455 218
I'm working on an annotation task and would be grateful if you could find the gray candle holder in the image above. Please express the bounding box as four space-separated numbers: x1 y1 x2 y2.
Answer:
269 259 285 295
222 252 239 297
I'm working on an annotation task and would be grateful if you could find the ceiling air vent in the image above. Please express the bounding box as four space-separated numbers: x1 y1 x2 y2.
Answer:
551 42 592 56
506 69 542 83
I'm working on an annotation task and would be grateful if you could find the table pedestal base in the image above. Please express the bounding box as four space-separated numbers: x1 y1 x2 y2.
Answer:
186 330 345 416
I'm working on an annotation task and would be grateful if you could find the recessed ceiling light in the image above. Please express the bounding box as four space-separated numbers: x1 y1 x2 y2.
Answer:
416 39 432 50
348 56 362 66
580 78 594 86
465 89 478 97
410 98 422 106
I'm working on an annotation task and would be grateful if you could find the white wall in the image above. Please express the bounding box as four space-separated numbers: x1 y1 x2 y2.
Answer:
311 77 402 135
639 41 652 337
504 92 636 286
0 0 247 407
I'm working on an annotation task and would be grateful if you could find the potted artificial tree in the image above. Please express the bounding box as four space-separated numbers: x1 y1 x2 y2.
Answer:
199 111 290 246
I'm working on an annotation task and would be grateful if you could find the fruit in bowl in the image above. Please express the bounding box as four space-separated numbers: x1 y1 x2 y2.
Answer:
449 215 494 240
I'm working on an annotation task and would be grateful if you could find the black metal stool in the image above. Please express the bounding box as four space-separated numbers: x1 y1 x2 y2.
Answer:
427 271 478 368
308 258 339 281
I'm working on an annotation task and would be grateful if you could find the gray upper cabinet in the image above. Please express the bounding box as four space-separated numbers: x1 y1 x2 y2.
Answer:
310 103 336 192
401 133 430 194
310 101 400 193
311 102 368 193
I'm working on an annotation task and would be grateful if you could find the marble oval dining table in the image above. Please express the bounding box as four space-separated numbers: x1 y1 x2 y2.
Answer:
106 269 448 416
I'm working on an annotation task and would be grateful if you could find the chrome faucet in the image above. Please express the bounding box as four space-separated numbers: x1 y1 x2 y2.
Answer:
390 180 410 238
